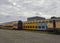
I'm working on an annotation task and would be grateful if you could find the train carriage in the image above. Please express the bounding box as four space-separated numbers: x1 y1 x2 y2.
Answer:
2 22 13 30
2 20 22 30
55 19 60 33
0 25 3 29
46 19 54 31
0 17 60 34
36 20 47 30
47 19 60 33
23 21 36 30
12 21 22 30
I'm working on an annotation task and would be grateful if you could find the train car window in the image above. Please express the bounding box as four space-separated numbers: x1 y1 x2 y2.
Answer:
42 21 45 23
24 26 25 28
46 21 48 23
30 26 32 28
25 23 27 24
13 24 18 26
48 20 51 23
28 26 29 28
25 26 26 28
31 26 33 28
4 26 13 28
41 20 45 23
49 20 51 23
33 26 34 28
42 26 45 28
34 26 35 28
26 26 27 28
36 26 37 28
38 26 41 28
39 21 41 23
56 20 60 22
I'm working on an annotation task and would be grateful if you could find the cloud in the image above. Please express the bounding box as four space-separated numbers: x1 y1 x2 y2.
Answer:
0 15 27 22
0 0 60 22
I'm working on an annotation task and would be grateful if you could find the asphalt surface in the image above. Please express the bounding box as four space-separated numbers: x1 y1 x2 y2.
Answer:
0 29 60 43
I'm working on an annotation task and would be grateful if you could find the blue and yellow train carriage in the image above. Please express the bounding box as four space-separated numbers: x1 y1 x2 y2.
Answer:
2 22 13 30
36 20 47 30
37 19 50 31
2 20 22 30
36 19 54 31
12 21 22 30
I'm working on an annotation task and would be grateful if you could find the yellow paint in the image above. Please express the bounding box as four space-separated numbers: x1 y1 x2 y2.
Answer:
56 22 60 28
12 21 18 29
47 23 53 28
12 21 18 24
23 21 36 30
13 26 18 29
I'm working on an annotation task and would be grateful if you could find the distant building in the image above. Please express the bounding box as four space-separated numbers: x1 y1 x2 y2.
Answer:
27 16 45 21
51 16 60 19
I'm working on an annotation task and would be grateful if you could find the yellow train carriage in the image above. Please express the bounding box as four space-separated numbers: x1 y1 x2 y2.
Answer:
0 25 3 29
2 21 22 30
23 21 36 30
55 19 60 32
46 19 54 31
55 19 60 28
36 20 47 30
2 22 13 30
12 21 18 30
37 19 53 31
12 21 22 30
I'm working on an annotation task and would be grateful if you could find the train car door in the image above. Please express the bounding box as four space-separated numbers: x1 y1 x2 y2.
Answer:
18 21 22 30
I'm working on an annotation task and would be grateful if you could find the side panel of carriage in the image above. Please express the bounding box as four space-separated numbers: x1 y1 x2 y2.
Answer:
55 19 60 32
12 21 22 30
2 22 13 30
36 23 47 30
46 19 54 31
23 21 36 30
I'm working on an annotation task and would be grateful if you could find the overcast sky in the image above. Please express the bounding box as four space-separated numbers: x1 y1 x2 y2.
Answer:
0 0 60 22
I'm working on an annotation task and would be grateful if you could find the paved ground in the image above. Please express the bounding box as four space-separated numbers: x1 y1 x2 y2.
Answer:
0 29 60 43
